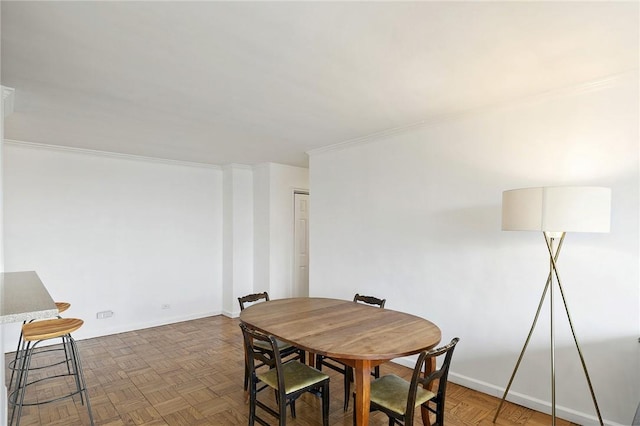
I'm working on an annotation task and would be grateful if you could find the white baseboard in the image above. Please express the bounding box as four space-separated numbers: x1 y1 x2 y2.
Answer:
391 357 621 426
222 309 239 318
2 312 225 353
72 310 223 342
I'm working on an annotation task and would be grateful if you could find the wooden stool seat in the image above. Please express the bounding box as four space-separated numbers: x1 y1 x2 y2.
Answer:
55 302 71 314
22 318 83 341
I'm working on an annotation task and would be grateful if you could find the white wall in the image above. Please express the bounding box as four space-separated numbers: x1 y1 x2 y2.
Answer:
222 164 254 316
2 142 223 348
0 141 310 332
308 73 639 425
253 164 271 295
267 163 309 299
0 112 309 423
0 118 4 426
252 163 309 301
0 85 14 426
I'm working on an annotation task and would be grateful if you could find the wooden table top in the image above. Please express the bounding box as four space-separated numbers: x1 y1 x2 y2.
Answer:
239 297 441 361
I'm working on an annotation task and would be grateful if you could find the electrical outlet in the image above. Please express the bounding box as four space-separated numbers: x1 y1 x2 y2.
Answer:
161 304 170 310
96 310 114 319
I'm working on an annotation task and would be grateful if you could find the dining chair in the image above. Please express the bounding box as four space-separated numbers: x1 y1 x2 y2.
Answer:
240 323 330 426
315 293 386 411
238 292 306 397
362 337 460 426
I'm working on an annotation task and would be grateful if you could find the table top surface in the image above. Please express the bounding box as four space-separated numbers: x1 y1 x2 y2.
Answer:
239 297 441 361
0 271 58 324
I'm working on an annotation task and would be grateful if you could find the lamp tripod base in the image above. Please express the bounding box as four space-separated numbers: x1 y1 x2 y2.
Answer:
493 232 603 426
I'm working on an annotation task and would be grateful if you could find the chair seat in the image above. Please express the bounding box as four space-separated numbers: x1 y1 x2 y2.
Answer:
254 338 292 352
370 374 435 416
258 360 329 394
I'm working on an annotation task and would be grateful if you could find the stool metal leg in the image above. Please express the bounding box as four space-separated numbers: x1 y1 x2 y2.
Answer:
63 334 73 375
10 341 34 426
68 335 94 424
9 335 94 426
9 316 71 391
8 321 26 391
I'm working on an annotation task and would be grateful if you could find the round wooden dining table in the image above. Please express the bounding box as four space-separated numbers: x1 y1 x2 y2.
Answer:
239 297 442 426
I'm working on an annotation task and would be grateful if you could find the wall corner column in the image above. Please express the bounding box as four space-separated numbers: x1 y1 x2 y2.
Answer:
222 164 254 318
1 85 16 426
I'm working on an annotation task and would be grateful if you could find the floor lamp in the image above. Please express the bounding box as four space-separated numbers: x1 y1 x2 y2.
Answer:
494 186 611 426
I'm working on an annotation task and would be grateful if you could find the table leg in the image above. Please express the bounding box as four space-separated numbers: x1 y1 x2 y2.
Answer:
353 360 372 426
421 356 436 426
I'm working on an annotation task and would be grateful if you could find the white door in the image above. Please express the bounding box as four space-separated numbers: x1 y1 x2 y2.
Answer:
293 192 309 297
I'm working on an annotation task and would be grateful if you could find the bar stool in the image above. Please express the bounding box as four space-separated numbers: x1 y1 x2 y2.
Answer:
9 318 94 426
55 301 71 315
8 302 72 390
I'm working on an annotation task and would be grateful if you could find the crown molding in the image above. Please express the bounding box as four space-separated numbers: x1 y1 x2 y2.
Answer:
307 69 639 158
221 163 253 171
2 86 15 118
3 139 222 170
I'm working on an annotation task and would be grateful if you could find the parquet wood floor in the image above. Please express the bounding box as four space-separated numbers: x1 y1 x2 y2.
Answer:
5 315 576 425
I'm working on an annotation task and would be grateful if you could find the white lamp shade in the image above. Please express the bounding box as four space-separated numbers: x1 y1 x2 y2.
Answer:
502 186 611 233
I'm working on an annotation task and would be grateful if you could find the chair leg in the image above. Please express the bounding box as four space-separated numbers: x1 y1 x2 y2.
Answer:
322 382 330 426
243 363 250 395
436 398 445 426
344 366 351 411
248 378 256 426
278 393 287 426
352 393 357 426
316 354 323 371
243 368 250 403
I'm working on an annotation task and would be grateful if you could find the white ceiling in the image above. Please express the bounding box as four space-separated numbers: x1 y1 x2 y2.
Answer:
1 1 638 167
